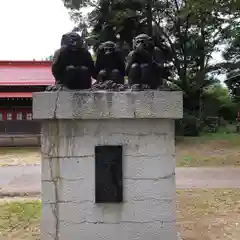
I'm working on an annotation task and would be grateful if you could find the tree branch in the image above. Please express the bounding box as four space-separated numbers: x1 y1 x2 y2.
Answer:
153 19 181 75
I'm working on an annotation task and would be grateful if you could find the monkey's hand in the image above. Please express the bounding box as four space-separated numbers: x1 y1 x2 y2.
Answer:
59 45 69 53
131 51 139 61
152 60 162 68
140 63 149 68
136 49 151 62
66 65 75 71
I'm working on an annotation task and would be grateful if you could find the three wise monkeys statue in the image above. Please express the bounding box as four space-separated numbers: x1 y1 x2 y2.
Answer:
48 32 169 91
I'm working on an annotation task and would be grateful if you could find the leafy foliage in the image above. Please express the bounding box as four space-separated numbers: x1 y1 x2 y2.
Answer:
203 84 238 120
223 23 240 102
62 0 239 118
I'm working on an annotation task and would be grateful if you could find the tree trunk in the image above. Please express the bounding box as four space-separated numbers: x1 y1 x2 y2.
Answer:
146 0 153 36
183 90 201 118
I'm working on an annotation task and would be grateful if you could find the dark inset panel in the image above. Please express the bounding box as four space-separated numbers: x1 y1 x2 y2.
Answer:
95 145 123 203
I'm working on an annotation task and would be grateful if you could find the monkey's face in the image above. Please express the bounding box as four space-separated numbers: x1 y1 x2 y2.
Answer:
103 43 115 56
133 34 154 54
104 47 114 56
61 32 83 49
134 37 151 53
135 38 147 50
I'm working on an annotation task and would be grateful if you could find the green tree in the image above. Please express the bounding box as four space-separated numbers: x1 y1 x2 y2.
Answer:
62 0 239 117
225 74 240 103
222 24 240 102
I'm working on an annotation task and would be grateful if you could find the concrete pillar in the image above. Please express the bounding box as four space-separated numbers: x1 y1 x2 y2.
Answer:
33 91 183 240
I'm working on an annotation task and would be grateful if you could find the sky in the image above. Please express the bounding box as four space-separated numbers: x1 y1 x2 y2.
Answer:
0 0 74 60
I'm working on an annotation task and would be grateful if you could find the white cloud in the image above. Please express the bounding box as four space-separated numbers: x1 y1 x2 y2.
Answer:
0 0 74 60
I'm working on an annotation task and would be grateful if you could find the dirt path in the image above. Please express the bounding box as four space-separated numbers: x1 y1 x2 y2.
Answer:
0 165 40 197
0 166 239 196
177 167 240 188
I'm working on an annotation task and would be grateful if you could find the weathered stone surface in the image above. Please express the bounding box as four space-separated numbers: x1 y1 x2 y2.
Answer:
33 91 183 120
41 118 174 137
42 155 175 181
56 176 175 203
41 203 56 239
36 91 181 240
41 119 174 157
58 199 176 223
59 221 178 240
41 181 56 204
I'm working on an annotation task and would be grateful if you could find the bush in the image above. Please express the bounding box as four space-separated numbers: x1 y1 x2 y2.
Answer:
202 117 220 133
218 103 238 121
175 116 201 136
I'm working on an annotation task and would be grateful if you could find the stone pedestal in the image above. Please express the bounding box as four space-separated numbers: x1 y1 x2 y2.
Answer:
33 91 183 240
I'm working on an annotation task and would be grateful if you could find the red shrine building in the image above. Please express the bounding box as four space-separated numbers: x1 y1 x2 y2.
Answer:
0 60 55 135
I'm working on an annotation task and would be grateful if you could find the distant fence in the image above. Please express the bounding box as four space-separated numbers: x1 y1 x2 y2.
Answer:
0 120 40 135
0 134 40 147
0 121 41 146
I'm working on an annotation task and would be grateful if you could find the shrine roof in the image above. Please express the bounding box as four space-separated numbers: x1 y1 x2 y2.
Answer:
0 60 55 86
0 92 32 98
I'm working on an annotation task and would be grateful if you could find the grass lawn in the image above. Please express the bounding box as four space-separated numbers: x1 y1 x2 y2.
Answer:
0 189 239 239
0 199 40 239
0 147 40 166
177 189 240 240
0 132 239 167
176 133 240 167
